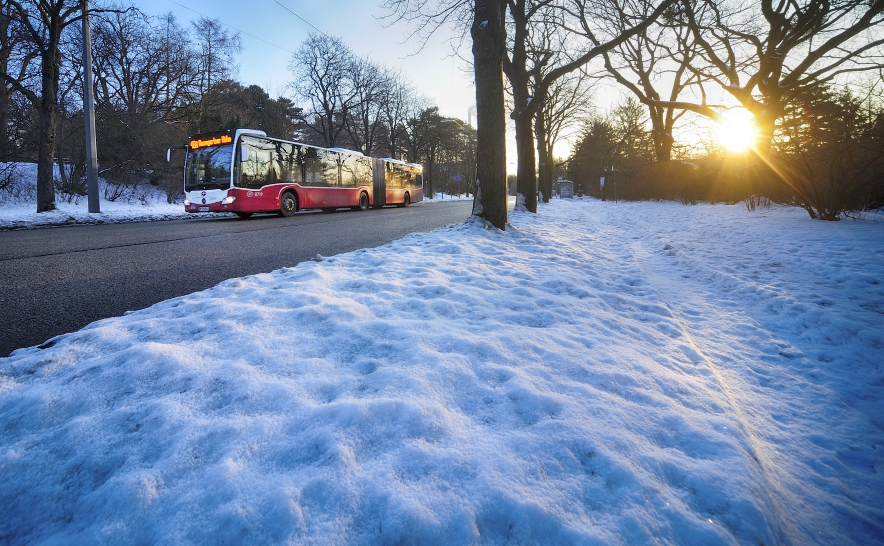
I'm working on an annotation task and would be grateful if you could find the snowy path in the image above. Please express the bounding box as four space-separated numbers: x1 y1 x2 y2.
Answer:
597 203 884 544
1 199 881 545
627 242 790 544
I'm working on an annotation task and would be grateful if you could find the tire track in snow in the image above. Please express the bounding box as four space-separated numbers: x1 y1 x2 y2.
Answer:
537 201 883 544
617 208 884 544
550 203 786 543
625 240 792 545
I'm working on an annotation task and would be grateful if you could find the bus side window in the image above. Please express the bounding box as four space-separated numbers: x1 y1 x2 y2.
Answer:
234 145 246 186
354 156 372 186
239 141 259 189
258 147 273 187
304 147 326 187
389 164 403 189
274 142 300 184
387 166 395 189
339 155 354 187
323 152 340 187
339 155 370 187
240 137 276 190
281 143 302 184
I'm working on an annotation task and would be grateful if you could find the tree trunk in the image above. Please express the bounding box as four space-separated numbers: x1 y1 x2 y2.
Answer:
0 20 9 161
36 46 61 212
650 109 673 162
535 106 551 203
754 112 777 157
426 155 435 199
504 3 536 214
471 0 508 230
513 107 537 211
0 82 9 160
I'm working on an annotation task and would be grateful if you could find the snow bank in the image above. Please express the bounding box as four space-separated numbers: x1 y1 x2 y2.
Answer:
0 162 189 229
1 200 882 545
0 163 471 230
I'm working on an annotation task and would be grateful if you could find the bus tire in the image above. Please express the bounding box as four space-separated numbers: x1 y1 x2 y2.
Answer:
279 192 298 217
356 192 369 211
397 193 410 208
235 212 253 219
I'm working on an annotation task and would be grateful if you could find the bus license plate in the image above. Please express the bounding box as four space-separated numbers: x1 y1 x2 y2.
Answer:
199 206 209 212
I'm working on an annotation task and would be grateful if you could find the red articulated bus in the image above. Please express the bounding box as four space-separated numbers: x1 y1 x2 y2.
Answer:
170 128 423 218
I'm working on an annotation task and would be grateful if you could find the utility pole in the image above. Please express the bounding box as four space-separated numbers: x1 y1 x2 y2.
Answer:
82 0 100 213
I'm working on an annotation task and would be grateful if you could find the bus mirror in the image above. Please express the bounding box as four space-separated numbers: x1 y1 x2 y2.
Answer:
240 145 249 162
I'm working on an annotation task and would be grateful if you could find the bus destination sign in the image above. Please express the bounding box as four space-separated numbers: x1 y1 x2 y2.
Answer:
189 132 233 150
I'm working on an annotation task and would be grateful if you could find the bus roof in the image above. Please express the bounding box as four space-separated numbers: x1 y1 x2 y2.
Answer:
327 147 364 156
381 158 423 169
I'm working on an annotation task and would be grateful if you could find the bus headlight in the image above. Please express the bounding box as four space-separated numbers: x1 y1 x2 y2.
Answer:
184 199 191 206
221 196 236 205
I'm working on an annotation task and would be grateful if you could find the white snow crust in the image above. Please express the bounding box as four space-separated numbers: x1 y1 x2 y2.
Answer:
1 198 882 545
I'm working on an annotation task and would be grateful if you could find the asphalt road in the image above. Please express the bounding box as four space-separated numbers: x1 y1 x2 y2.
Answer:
0 201 473 357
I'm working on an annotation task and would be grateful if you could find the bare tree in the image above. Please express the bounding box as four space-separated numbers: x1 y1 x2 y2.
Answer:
598 0 704 162
92 9 196 120
505 0 678 213
1 2 38 160
378 71 424 160
54 17 92 198
534 68 593 201
0 0 94 212
190 16 241 97
344 57 388 155
522 13 595 202
503 0 555 213
677 0 884 153
87 8 201 181
396 93 434 163
290 33 357 148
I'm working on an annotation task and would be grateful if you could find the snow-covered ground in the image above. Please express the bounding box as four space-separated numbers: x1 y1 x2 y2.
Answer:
0 192 469 230
1 197 882 545
0 196 191 230
0 162 471 230
0 178 472 230
0 162 188 230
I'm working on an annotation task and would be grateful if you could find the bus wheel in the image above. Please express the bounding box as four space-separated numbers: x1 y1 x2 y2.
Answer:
356 192 369 211
235 212 253 219
397 193 410 208
279 192 297 217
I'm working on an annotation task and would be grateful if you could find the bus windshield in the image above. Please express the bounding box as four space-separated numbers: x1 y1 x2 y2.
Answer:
185 145 233 192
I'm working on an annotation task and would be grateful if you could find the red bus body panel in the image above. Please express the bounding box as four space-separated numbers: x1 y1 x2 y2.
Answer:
181 131 424 215
386 188 424 205
185 184 374 214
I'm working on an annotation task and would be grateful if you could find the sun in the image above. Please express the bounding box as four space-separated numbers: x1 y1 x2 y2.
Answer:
716 113 758 153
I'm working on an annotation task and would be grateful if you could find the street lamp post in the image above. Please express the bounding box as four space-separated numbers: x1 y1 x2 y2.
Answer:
82 0 100 213
608 141 622 203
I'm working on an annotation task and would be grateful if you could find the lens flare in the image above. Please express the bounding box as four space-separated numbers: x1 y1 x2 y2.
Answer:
717 114 757 153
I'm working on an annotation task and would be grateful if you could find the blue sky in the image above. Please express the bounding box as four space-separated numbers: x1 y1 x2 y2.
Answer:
128 0 476 121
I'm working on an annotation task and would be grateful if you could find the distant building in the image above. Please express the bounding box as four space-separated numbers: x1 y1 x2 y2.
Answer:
556 177 574 198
